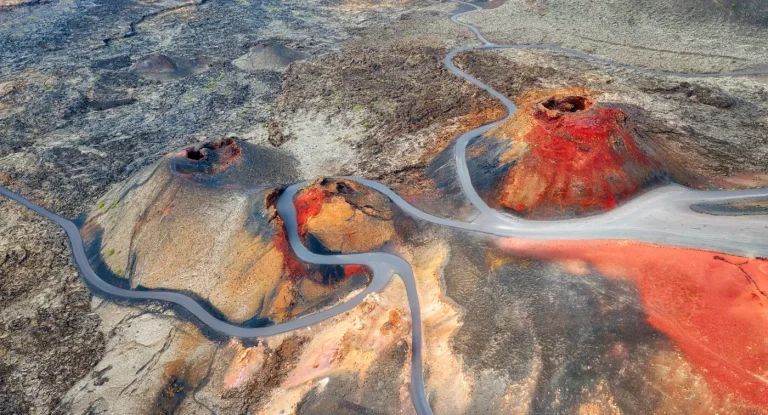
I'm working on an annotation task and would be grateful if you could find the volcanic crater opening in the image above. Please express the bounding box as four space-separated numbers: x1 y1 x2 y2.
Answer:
185 147 206 161
540 95 591 113
183 138 242 164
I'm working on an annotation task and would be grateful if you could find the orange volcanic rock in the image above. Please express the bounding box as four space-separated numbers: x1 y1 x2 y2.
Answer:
497 237 768 408
472 88 665 219
294 178 396 254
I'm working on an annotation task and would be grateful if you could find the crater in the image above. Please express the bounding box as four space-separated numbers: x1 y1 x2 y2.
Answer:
172 138 242 176
185 148 205 161
539 95 591 113
77 140 365 326
466 88 667 219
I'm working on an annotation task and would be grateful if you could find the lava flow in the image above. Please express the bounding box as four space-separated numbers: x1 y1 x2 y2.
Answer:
497 237 768 407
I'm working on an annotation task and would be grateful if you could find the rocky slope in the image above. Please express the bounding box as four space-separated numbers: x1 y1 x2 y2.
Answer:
81 139 375 326
467 87 666 218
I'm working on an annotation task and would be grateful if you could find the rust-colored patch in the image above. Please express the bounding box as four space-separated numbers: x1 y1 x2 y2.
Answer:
294 186 329 237
265 190 309 280
380 309 403 334
271 187 373 303
344 265 368 278
497 237 768 407
85 169 372 324
268 213 308 281
0 174 13 186
224 335 309 413
160 203 175 220
489 88 664 218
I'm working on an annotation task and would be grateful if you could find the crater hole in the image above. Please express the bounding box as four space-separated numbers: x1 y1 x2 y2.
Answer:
541 96 591 113
185 148 206 161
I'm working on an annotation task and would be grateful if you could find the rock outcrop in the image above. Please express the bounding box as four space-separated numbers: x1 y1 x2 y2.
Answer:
295 178 396 254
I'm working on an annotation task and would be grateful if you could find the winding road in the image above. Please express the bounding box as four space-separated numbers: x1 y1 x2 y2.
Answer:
1 2 767 415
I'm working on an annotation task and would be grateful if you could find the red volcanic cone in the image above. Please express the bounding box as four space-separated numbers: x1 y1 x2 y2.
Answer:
489 88 665 218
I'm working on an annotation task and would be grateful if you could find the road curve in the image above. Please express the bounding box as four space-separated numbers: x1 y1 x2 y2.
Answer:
0 184 396 338
0 180 434 414
0 3 767 415
437 0 768 258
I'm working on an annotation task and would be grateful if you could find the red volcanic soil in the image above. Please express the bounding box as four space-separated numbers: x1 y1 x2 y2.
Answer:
294 186 329 237
498 237 768 407
271 225 307 279
268 187 366 283
488 88 664 218
273 181 379 282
